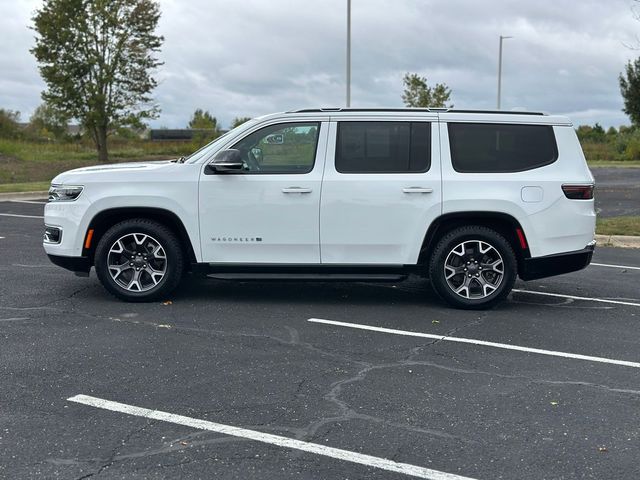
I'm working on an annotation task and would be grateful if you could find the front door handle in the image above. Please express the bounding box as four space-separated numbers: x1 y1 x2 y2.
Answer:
282 187 312 194
402 187 433 194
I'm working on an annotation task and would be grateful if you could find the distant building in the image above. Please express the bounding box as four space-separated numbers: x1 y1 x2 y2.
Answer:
149 129 224 141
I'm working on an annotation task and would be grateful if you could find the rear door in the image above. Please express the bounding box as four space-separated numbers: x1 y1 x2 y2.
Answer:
320 116 442 264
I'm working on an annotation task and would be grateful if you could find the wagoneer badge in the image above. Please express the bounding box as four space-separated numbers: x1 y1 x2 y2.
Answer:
211 237 263 243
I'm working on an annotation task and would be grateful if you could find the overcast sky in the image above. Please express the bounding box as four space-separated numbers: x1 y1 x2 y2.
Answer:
2 0 640 129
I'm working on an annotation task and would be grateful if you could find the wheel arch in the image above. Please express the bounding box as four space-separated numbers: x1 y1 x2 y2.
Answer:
418 211 530 274
83 207 197 267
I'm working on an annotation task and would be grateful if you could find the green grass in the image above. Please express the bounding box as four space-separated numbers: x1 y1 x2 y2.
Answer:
587 160 640 168
596 216 640 236
0 181 50 193
0 138 197 185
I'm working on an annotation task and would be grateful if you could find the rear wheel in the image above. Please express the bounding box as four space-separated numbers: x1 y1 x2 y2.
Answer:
429 226 517 309
94 219 184 302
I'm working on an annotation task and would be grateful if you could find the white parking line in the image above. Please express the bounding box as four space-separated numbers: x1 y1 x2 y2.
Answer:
591 262 640 271
0 213 44 219
68 394 476 480
513 289 640 307
307 318 640 369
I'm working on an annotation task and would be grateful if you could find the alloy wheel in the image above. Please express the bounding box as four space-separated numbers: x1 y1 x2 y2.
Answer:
443 239 504 299
107 233 167 292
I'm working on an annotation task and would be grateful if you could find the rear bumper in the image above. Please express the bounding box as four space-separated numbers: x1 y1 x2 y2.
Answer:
47 254 91 276
519 242 595 281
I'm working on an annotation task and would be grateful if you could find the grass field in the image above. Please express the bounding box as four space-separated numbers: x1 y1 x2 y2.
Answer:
585 160 640 167
0 181 50 193
0 138 195 184
596 216 640 236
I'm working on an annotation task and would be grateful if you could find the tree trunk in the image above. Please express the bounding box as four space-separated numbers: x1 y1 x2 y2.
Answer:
96 125 109 162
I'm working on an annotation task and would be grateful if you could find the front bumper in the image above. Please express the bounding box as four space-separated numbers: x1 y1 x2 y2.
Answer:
519 242 595 281
43 194 92 257
47 254 91 276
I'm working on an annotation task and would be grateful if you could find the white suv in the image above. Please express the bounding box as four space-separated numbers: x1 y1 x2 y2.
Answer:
43 108 596 309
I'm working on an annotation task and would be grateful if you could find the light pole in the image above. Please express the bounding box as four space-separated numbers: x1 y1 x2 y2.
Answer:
346 0 351 107
497 35 512 110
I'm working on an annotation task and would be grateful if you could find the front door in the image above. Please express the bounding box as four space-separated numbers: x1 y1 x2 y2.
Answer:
199 120 328 264
320 118 442 264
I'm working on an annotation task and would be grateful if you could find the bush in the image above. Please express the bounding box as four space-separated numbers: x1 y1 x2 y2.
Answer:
576 123 640 163
0 109 22 139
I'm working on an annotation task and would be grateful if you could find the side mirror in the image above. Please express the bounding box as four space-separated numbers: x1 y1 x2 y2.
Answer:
205 149 245 174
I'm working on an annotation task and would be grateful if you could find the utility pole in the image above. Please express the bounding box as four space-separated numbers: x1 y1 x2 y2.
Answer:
497 35 512 109
346 0 351 107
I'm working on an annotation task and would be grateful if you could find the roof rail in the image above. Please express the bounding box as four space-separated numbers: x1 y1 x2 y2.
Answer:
286 107 546 116
288 107 435 113
446 109 546 116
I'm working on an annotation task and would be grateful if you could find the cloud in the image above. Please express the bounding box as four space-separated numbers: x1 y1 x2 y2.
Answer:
1 0 638 128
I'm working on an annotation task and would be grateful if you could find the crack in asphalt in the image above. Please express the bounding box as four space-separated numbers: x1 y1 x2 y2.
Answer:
295 315 492 445
73 421 152 479
0 285 94 313
48 431 245 471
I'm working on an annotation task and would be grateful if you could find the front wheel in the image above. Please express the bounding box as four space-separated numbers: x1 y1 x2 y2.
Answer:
94 219 185 302
429 226 517 309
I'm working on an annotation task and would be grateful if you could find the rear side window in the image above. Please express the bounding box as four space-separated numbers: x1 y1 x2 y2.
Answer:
448 123 558 173
336 122 431 173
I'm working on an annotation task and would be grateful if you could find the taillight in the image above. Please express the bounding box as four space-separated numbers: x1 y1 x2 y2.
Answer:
562 184 594 200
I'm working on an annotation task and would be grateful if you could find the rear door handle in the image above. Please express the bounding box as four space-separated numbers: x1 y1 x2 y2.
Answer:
402 187 433 194
282 187 312 194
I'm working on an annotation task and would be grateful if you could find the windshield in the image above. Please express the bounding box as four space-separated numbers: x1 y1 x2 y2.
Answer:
184 119 259 164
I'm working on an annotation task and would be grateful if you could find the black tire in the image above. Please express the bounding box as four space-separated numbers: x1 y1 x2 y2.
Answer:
94 218 185 302
428 225 517 310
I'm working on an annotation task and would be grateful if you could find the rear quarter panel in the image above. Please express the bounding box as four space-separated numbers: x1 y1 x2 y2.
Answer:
439 122 595 258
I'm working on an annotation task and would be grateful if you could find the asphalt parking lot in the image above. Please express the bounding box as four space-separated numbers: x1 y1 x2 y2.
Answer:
1 199 640 480
592 167 640 217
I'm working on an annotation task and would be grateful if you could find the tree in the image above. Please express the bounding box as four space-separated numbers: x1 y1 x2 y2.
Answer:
576 124 606 143
31 0 164 161
401 73 452 108
231 116 251 128
188 109 218 131
0 109 21 138
620 59 640 125
29 102 69 140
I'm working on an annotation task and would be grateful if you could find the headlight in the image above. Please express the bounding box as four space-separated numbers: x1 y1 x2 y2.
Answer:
48 184 84 202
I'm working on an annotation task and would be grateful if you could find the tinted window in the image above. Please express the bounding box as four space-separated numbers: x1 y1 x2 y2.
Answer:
448 123 558 173
336 122 430 173
231 122 320 174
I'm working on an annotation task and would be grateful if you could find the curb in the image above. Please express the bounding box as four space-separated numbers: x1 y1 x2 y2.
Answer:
0 191 48 201
595 234 640 249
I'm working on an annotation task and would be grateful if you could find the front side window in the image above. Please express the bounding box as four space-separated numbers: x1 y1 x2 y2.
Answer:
448 123 558 173
231 122 320 174
336 121 431 173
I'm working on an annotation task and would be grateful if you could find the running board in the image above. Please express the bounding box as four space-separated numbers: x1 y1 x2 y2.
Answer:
206 273 407 282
